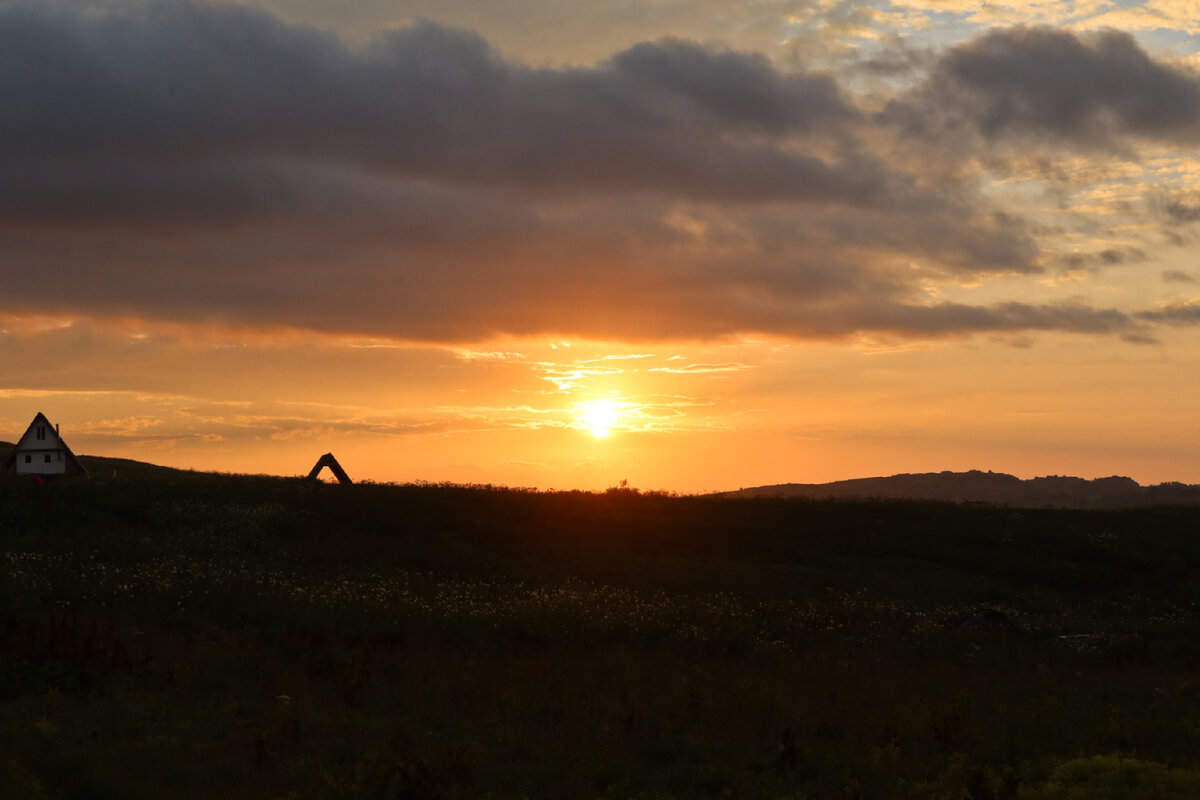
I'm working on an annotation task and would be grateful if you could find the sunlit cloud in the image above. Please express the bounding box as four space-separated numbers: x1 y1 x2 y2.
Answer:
649 363 752 374
451 349 530 362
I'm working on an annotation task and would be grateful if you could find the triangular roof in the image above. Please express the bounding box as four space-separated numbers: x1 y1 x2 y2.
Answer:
307 452 352 485
2 412 88 475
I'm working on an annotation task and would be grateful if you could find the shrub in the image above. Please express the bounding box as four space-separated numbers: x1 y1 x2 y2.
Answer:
1025 755 1200 799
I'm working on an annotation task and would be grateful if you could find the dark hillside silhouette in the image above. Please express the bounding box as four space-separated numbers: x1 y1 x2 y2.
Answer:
6 462 1200 796
725 469 1200 508
0 441 185 480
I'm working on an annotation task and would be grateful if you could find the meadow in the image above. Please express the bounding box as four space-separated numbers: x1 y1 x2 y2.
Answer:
3 465 1200 799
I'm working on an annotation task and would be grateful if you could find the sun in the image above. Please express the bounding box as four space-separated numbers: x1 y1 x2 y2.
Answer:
577 399 621 438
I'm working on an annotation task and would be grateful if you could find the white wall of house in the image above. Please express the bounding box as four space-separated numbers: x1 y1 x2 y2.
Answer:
15 450 67 475
13 420 68 474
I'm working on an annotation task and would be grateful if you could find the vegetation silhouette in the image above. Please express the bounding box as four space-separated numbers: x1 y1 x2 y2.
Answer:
3 457 1200 797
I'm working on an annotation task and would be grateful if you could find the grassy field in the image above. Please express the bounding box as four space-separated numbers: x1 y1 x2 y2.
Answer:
3 465 1200 798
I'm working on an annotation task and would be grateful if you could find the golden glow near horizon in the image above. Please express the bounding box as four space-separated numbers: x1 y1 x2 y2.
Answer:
4 327 1200 491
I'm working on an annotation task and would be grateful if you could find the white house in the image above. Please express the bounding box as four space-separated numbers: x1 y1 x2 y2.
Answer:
2 412 87 476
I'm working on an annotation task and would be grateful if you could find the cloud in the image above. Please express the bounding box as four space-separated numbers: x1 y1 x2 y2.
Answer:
1083 1 1200 37
1153 192 1200 224
0 2 869 204
1163 270 1196 283
891 26 1200 148
1137 302 1200 325
240 0 867 67
0 2 1167 344
1055 247 1147 270
649 362 750 374
789 300 1140 340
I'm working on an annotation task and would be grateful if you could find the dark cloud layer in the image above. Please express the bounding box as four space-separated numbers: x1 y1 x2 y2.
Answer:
0 1 869 203
1137 305 1200 325
1155 193 1200 224
0 2 1180 342
892 26 1200 148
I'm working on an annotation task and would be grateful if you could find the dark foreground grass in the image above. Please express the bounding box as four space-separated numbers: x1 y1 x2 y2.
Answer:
3 472 1200 798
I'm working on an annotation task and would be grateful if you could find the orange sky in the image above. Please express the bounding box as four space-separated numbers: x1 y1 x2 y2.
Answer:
3 0 1200 491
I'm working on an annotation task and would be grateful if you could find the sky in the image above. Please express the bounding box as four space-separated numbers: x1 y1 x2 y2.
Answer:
3 0 1200 491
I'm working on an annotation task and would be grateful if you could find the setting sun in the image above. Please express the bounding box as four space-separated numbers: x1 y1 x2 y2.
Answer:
577 399 621 438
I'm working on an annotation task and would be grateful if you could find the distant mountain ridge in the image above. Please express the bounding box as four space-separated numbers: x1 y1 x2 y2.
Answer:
724 470 1200 509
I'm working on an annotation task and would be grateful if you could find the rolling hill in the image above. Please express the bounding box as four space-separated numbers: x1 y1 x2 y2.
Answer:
724 469 1200 508
0 440 188 480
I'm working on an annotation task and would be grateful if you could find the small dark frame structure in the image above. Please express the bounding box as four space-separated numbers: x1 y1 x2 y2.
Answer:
307 453 352 485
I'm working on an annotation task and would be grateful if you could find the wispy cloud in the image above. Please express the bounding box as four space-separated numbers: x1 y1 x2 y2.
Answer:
649 362 751 374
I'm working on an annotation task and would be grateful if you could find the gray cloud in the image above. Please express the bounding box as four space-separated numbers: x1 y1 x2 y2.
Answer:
1055 248 1147 270
1162 270 1196 283
0 1 873 204
779 300 1140 340
608 37 853 134
0 2 1158 343
1154 193 1200 225
1137 304 1200 324
891 26 1200 148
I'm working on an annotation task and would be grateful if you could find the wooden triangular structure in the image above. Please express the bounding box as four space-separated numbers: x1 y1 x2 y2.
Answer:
2 412 88 476
307 452 352 485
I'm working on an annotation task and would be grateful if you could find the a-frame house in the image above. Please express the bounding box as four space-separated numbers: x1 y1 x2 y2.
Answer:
2 412 88 476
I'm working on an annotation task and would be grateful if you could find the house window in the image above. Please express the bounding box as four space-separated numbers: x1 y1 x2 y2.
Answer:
24 455 31 463
44 454 52 463
37 426 46 440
